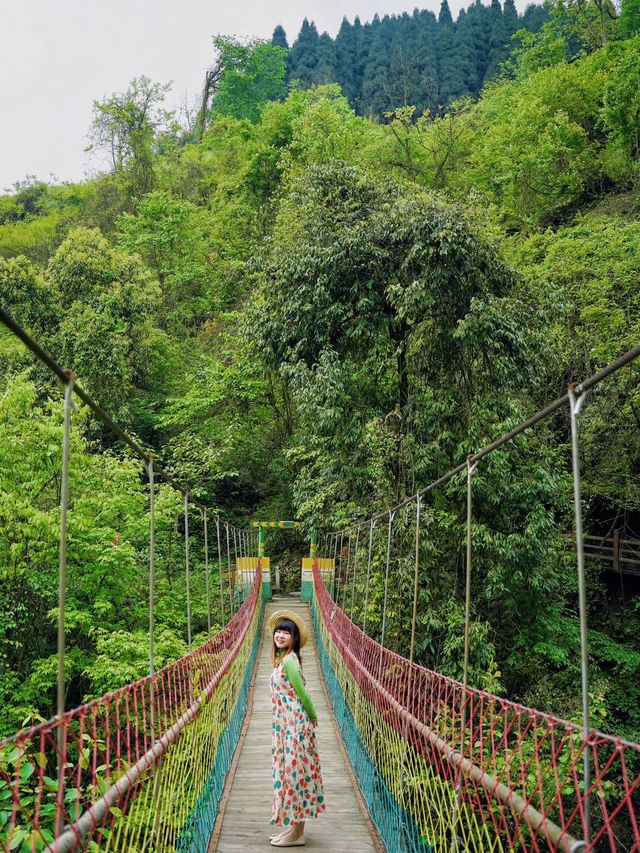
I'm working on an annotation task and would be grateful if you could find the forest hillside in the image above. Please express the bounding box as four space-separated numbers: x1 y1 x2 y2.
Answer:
1 0 639 747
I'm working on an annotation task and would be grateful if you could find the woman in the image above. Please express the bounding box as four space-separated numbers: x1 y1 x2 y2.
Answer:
268 609 325 847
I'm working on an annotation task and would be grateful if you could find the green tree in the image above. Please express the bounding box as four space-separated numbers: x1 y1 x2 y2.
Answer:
87 76 175 196
620 0 640 33
271 25 289 50
0 256 56 333
46 227 161 419
255 162 516 466
334 17 359 103
504 21 570 80
211 38 287 124
118 190 213 323
437 1 468 106
288 19 320 87
600 36 640 170
554 0 620 47
465 55 606 227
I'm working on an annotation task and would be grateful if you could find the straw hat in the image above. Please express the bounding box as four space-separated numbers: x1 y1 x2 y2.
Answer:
268 609 309 648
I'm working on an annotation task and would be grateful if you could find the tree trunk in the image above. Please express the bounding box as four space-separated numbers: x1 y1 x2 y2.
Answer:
197 64 222 142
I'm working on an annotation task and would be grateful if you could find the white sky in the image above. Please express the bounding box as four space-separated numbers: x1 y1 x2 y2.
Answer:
0 0 534 191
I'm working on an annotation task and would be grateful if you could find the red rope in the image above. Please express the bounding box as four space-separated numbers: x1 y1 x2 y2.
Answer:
313 563 640 852
0 571 262 852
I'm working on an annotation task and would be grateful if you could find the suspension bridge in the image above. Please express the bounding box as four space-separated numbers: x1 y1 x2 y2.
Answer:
0 306 639 852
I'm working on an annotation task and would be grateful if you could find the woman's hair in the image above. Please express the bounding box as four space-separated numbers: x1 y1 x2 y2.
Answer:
271 618 302 667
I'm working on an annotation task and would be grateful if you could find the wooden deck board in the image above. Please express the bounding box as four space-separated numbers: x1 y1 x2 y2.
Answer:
212 596 380 852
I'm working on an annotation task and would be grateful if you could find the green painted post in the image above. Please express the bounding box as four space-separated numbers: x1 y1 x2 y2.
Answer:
257 527 272 600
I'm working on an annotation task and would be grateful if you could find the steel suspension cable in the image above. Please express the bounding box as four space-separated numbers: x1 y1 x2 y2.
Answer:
312 348 640 853
326 345 640 537
0 307 208 508
0 307 252 631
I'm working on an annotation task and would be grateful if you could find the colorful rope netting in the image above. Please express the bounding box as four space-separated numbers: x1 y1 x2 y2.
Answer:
311 562 640 853
0 568 263 853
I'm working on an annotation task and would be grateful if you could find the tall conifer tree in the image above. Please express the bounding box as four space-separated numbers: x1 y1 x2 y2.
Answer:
271 25 289 50
288 18 320 86
315 32 338 84
335 17 357 102
437 0 465 107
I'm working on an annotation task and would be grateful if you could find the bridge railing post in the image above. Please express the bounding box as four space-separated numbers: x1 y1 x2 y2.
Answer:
225 522 233 615
184 492 192 654
56 373 74 832
450 454 478 851
379 510 395 679
362 520 375 638
569 384 591 845
216 516 225 625
203 508 211 633
147 456 155 677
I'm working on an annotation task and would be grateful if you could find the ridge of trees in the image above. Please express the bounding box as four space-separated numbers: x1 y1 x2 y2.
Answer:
274 0 549 115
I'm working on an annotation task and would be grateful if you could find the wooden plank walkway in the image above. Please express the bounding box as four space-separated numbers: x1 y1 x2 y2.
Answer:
211 594 381 852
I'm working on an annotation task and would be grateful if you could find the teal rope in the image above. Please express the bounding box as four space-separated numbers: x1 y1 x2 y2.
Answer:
176 596 264 851
311 595 432 853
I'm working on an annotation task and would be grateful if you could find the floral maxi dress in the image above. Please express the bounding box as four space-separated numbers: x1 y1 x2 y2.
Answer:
270 655 325 826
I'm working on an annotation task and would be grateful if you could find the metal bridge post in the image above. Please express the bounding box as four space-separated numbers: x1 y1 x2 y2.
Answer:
56 375 74 783
409 494 421 670
226 522 233 615
450 455 478 850
336 531 345 604
342 531 352 611
380 510 395 674
362 520 375 637
462 455 478 699
350 526 360 625
569 384 591 844
203 508 211 633
147 457 155 676
184 493 192 653
216 517 225 626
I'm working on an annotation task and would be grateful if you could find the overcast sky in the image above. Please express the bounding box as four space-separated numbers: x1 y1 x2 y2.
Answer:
1 0 533 191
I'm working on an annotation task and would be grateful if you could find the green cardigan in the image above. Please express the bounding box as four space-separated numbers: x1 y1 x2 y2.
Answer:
281 654 318 724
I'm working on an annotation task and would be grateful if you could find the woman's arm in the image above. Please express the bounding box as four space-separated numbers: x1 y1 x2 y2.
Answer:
283 655 318 724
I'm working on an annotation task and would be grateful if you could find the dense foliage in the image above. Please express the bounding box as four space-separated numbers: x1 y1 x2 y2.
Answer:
1 1 639 743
